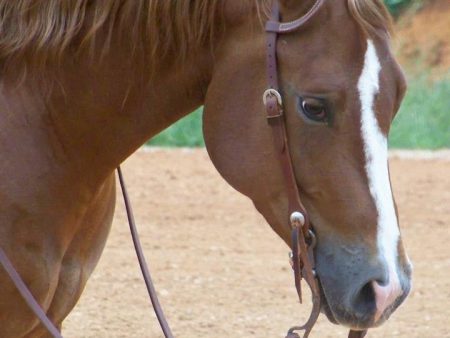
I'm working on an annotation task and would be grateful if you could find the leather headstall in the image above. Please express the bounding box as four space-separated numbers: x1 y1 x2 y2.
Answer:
263 1 366 338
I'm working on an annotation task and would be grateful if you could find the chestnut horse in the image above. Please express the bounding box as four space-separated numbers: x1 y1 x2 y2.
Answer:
0 0 412 337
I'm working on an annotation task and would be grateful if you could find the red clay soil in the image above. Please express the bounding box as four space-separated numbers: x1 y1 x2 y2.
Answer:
62 149 450 338
394 0 450 76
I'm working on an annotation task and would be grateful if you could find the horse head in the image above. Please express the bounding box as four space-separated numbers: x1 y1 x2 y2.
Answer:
204 0 411 331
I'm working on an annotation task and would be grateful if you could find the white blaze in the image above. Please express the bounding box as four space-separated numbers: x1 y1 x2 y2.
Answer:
358 40 400 296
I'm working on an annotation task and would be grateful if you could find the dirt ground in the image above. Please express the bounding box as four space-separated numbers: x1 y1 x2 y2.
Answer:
62 149 450 338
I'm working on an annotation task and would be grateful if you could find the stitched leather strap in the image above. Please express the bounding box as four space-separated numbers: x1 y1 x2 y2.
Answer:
264 1 325 337
265 2 372 338
265 1 312 224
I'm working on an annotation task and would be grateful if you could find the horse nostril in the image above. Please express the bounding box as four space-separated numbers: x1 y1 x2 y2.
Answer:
352 281 376 315
360 282 375 303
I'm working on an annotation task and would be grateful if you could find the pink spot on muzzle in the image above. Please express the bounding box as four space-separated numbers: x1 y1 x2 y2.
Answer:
371 273 402 322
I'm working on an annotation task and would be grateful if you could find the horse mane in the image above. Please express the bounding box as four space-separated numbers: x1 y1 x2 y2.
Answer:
0 0 224 73
0 0 391 73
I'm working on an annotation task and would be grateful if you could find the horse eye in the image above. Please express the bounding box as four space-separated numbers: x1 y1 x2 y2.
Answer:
299 97 328 123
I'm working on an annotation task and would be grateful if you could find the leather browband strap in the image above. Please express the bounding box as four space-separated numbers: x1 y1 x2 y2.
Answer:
266 0 325 34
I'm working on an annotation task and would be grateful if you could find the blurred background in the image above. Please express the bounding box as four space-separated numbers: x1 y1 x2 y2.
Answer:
148 0 449 149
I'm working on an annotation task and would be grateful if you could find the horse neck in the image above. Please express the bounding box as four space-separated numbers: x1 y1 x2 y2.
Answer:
1 45 214 191
1 0 264 189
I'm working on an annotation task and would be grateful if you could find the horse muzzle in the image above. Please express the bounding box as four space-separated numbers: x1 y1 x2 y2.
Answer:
315 244 412 330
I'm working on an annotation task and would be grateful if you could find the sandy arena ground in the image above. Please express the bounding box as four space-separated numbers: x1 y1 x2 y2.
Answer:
63 149 450 338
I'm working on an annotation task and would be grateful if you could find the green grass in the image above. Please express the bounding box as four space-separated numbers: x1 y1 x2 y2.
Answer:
147 75 449 149
147 107 204 147
383 0 425 17
389 75 450 149
384 0 412 16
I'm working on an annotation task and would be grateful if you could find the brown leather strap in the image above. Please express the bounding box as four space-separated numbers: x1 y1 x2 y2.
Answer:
264 1 312 224
285 227 321 338
265 1 372 337
264 1 324 337
266 0 325 34
0 247 63 338
117 167 174 338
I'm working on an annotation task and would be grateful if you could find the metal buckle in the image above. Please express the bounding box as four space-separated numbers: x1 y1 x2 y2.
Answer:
263 88 283 106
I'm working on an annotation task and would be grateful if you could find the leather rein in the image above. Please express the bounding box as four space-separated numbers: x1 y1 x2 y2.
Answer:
0 1 367 337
